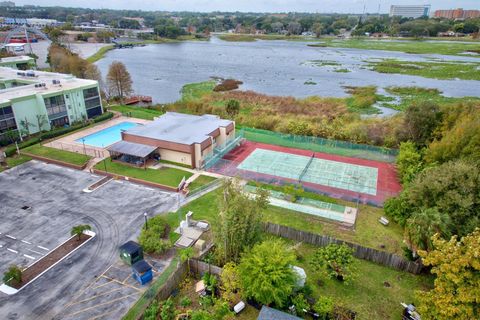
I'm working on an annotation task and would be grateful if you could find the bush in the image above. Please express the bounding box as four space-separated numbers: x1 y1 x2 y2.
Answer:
143 300 159 320
180 296 191 307
138 230 171 254
311 244 356 283
3 265 22 286
213 79 243 92
5 136 41 157
291 293 309 316
93 111 114 123
314 296 334 320
160 297 176 320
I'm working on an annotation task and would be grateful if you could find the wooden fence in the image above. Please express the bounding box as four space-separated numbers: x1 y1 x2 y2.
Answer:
263 222 423 274
189 259 223 276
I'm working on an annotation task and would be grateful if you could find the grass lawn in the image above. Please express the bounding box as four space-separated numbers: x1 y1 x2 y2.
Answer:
181 81 217 102
164 188 405 255
109 105 164 120
22 144 91 166
367 58 480 81
0 154 32 172
95 159 193 188
188 175 217 191
86 45 114 63
319 38 480 57
294 243 433 320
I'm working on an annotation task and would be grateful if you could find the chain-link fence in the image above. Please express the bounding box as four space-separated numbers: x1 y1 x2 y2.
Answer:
242 127 398 163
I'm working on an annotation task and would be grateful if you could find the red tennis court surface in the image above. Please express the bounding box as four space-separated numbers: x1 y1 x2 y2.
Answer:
208 141 402 206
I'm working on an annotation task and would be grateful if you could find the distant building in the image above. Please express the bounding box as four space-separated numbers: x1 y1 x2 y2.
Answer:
0 55 36 70
389 5 431 18
434 8 480 19
0 1 15 7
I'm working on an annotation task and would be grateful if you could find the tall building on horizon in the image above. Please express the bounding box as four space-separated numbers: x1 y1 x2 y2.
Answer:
434 8 480 19
389 5 431 18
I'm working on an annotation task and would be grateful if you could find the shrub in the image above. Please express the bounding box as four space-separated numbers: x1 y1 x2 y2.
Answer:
160 297 176 320
291 293 309 316
138 215 171 254
138 230 171 254
143 300 159 320
311 244 356 283
93 112 114 123
3 265 22 286
213 79 243 92
314 296 334 320
180 296 191 307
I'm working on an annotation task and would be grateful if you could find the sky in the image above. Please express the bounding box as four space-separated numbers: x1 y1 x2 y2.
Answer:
13 1 480 13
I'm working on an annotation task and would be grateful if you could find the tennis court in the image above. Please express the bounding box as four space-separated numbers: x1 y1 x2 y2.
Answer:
238 149 378 195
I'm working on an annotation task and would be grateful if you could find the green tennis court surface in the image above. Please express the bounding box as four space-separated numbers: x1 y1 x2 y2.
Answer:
237 149 378 195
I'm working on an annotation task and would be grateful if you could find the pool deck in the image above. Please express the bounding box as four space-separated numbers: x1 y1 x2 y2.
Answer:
44 116 151 160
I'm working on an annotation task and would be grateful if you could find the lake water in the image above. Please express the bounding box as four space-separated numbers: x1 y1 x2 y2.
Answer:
96 36 480 108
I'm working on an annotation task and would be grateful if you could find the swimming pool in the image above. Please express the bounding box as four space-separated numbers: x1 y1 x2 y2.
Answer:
76 122 138 147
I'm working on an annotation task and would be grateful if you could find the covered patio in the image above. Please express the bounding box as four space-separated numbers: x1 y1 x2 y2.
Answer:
107 140 158 167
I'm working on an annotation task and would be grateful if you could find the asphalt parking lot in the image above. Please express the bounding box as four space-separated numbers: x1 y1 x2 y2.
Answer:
0 160 178 319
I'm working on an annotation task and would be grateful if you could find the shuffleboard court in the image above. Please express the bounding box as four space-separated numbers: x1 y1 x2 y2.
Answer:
237 148 378 195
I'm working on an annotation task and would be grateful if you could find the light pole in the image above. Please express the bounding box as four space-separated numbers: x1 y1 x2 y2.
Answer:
81 138 87 156
144 212 148 230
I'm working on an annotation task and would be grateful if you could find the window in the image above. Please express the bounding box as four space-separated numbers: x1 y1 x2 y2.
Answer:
87 106 102 119
0 105 17 134
44 95 67 119
50 116 69 128
83 87 100 100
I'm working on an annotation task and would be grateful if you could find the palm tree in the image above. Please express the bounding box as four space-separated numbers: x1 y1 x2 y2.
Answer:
70 225 92 241
405 208 451 255
3 265 22 286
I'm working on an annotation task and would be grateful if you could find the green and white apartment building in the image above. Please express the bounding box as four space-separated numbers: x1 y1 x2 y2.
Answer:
0 66 103 140
0 55 36 70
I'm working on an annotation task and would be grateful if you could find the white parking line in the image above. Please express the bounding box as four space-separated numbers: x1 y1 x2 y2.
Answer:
26 248 44 255
144 187 154 191
21 240 32 245
37 245 49 251
5 235 16 240
24 254 35 260
7 248 18 254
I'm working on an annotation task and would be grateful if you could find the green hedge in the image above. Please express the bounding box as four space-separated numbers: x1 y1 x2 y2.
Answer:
5 137 41 157
93 111 114 123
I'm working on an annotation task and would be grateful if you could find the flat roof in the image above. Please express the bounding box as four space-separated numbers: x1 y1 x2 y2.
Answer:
108 140 156 158
125 112 233 145
0 56 33 63
0 67 98 104
257 306 302 320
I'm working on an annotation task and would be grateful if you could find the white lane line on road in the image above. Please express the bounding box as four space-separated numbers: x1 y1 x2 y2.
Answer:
5 235 16 240
0 245 3 248
7 248 18 254
26 248 44 255
37 245 49 251
24 254 35 260
21 240 32 245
